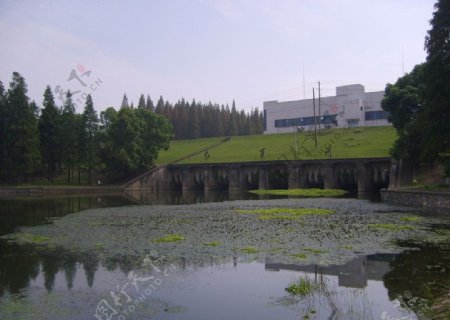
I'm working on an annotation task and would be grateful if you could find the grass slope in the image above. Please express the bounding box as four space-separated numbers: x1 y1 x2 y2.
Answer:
157 126 396 164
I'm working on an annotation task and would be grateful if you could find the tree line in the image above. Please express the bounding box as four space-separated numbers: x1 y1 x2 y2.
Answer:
121 93 264 139
0 73 172 183
0 73 263 184
381 0 450 177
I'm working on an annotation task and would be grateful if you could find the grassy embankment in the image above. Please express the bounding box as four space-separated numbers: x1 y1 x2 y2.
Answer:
157 126 396 164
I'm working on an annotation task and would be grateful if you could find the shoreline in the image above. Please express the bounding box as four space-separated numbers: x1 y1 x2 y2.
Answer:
0 185 123 197
380 188 450 213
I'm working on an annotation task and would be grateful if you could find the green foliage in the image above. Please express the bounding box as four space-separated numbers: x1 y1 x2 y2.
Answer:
100 107 172 179
423 0 450 167
249 188 347 197
152 97 263 140
381 64 426 163
239 246 259 253
235 207 334 220
204 241 222 247
39 85 62 182
61 91 78 183
153 234 185 243
2 73 41 182
285 277 317 296
81 94 99 184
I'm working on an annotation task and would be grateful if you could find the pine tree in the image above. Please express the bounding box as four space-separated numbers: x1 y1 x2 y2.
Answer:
61 91 78 183
229 100 239 136
155 96 164 114
121 93 129 109
138 94 146 109
39 85 61 182
82 94 99 184
0 81 5 179
4 73 41 182
189 99 200 139
146 94 154 111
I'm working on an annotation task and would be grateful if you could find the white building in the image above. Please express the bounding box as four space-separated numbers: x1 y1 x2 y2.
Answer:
263 84 390 134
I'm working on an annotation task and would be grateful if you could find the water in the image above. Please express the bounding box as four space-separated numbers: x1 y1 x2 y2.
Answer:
0 192 449 319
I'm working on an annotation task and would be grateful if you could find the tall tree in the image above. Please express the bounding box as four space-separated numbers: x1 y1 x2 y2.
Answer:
100 108 171 179
138 94 146 109
381 64 426 164
120 93 129 109
146 94 154 111
423 0 450 173
61 91 78 183
81 94 99 184
155 96 164 114
39 85 61 182
4 73 41 181
0 81 5 179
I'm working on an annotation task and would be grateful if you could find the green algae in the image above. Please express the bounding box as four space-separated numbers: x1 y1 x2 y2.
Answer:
291 253 307 260
154 234 185 243
235 207 335 219
303 247 328 254
13 232 50 244
249 188 347 198
400 216 421 222
240 246 259 254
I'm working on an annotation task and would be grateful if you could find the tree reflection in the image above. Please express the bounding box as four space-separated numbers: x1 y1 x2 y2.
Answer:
383 240 450 316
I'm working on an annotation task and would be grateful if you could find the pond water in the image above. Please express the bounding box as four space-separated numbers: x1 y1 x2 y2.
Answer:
0 192 449 320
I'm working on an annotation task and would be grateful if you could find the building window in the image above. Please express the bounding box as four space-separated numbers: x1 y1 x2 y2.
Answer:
365 111 389 121
274 115 337 128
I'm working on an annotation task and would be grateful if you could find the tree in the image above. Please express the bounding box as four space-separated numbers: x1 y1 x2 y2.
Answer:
146 94 154 111
381 64 426 164
100 108 171 179
188 100 200 139
0 81 5 178
138 94 146 109
155 96 164 114
120 93 129 109
5 73 40 181
229 100 239 136
61 91 78 183
423 0 450 174
39 85 61 182
81 94 99 184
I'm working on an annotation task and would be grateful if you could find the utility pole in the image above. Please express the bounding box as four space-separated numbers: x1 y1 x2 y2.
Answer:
318 81 321 134
313 88 317 149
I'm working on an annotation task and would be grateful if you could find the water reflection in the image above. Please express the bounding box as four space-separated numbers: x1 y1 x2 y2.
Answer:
0 191 448 319
0 195 135 236
1 239 448 313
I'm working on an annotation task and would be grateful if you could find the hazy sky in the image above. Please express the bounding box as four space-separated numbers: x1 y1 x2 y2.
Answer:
0 0 436 112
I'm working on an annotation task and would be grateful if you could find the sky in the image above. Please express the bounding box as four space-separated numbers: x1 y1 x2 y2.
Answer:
0 0 436 113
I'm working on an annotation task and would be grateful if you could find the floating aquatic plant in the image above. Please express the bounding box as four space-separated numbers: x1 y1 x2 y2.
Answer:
153 234 185 243
249 188 347 198
400 216 421 223
235 207 334 218
240 246 259 254
285 276 318 296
